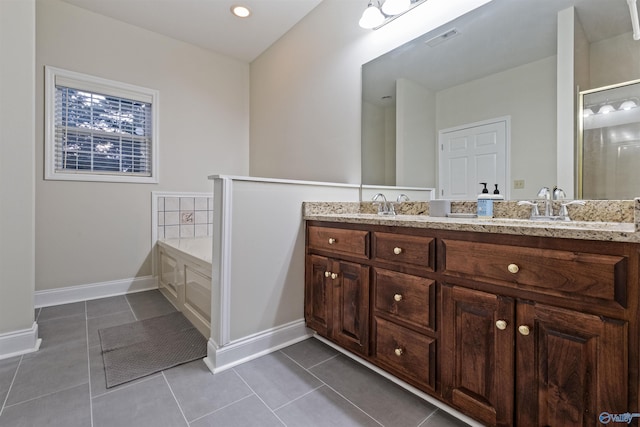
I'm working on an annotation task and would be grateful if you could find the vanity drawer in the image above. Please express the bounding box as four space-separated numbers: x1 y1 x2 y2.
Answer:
374 268 435 332
307 226 369 259
373 232 435 270
374 317 435 391
442 239 627 307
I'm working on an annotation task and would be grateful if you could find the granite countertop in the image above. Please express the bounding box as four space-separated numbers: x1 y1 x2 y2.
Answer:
303 200 640 243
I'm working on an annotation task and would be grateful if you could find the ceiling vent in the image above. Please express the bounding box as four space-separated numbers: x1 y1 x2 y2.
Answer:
425 28 460 47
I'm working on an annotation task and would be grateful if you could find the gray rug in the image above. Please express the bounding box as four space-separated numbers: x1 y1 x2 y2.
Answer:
99 312 207 388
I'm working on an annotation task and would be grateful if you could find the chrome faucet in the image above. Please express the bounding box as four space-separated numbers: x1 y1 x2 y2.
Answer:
372 193 395 216
559 200 586 221
537 186 553 217
519 186 583 221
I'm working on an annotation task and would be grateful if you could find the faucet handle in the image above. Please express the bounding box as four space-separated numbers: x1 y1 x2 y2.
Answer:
559 200 586 221
517 200 540 218
396 194 410 203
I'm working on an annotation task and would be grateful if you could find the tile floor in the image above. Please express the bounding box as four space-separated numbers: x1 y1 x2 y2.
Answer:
0 290 469 427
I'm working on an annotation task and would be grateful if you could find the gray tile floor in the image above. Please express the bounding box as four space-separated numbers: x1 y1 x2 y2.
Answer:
0 290 469 427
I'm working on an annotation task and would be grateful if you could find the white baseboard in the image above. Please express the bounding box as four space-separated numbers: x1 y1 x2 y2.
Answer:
203 319 313 374
0 322 42 361
34 275 158 308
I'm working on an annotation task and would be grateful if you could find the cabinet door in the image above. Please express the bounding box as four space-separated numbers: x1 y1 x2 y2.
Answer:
305 255 332 337
332 259 370 356
441 285 515 427
516 302 628 427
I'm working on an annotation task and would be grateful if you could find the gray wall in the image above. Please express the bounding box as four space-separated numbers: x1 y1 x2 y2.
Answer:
35 0 250 291
249 0 490 184
0 0 36 335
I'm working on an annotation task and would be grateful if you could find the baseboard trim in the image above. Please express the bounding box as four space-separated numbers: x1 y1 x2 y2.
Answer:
34 276 158 308
203 319 312 374
0 322 42 361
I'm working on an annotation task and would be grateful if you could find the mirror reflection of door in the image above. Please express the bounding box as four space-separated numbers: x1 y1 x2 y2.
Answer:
438 117 509 200
580 80 640 199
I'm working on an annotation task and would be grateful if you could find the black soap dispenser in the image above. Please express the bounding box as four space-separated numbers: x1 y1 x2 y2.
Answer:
480 182 489 194
494 184 500 195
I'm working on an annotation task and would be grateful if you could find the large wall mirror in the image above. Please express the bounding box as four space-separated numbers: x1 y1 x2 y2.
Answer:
362 0 640 200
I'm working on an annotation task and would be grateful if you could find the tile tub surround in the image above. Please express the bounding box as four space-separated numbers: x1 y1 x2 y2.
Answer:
303 199 640 242
156 194 214 240
0 290 469 427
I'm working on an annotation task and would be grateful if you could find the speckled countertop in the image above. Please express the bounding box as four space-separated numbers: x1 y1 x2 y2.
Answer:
303 199 640 243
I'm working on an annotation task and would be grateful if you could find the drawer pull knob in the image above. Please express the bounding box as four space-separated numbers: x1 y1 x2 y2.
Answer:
394 348 404 356
324 271 331 278
495 320 508 330
393 293 403 302
328 238 336 245
518 325 530 336
393 247 403 255
507 263 520 274
331 273 338 280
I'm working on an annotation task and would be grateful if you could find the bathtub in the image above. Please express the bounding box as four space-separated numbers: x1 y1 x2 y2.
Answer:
156 237 211 338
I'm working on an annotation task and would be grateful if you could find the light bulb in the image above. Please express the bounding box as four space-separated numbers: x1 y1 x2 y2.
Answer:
620 100 638 110
381 0 411 16
598 104 615 114
359 2 385 29
230 5 251 18
583 108 594 118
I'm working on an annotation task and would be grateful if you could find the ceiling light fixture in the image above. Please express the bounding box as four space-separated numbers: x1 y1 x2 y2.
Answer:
231 5 251 18
359 1 385 29
381 0 411 16
359 0 426 29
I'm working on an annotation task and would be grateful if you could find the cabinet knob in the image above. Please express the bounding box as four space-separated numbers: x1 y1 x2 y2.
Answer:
331 273 338 280
518 325 530 336
324 271 331 278
393 247 403 255
507 263 520 274
393 293 403 302
394 348 403 356
328 238 336 245
495 320 508 330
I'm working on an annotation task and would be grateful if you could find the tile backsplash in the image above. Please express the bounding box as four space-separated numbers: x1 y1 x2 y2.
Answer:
154 192 213 240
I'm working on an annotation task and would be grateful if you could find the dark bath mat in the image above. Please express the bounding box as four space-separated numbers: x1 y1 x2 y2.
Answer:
99 311 207 388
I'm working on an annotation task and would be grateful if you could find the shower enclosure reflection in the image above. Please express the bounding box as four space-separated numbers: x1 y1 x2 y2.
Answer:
579 79 640 199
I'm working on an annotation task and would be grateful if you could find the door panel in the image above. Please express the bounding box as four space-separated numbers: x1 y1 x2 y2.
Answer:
332 260 370 356
304 255 332 336
441 285 515 426
516 302 628 426
439 118 508 200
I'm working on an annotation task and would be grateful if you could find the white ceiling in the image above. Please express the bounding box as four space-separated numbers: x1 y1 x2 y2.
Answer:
59 0 324 62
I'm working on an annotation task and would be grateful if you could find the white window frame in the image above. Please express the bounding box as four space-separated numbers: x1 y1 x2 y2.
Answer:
45 66 160 183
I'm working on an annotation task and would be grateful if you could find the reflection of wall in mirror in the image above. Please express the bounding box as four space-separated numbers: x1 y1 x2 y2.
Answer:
589 32 640 89
583 119 640 200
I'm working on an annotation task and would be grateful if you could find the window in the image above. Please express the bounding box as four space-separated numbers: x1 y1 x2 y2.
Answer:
45 66 159 183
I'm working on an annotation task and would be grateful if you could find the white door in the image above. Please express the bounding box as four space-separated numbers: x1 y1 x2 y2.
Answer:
438 117 509 200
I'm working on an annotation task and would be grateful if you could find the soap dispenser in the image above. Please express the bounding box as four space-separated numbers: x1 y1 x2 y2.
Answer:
477 183 493 217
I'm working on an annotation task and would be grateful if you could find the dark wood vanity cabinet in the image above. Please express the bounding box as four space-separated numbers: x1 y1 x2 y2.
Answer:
305 221 639 426
305 226 371 356
441 285 628 427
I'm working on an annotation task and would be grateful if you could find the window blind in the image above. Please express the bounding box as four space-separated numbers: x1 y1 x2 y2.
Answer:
54 86 153 176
